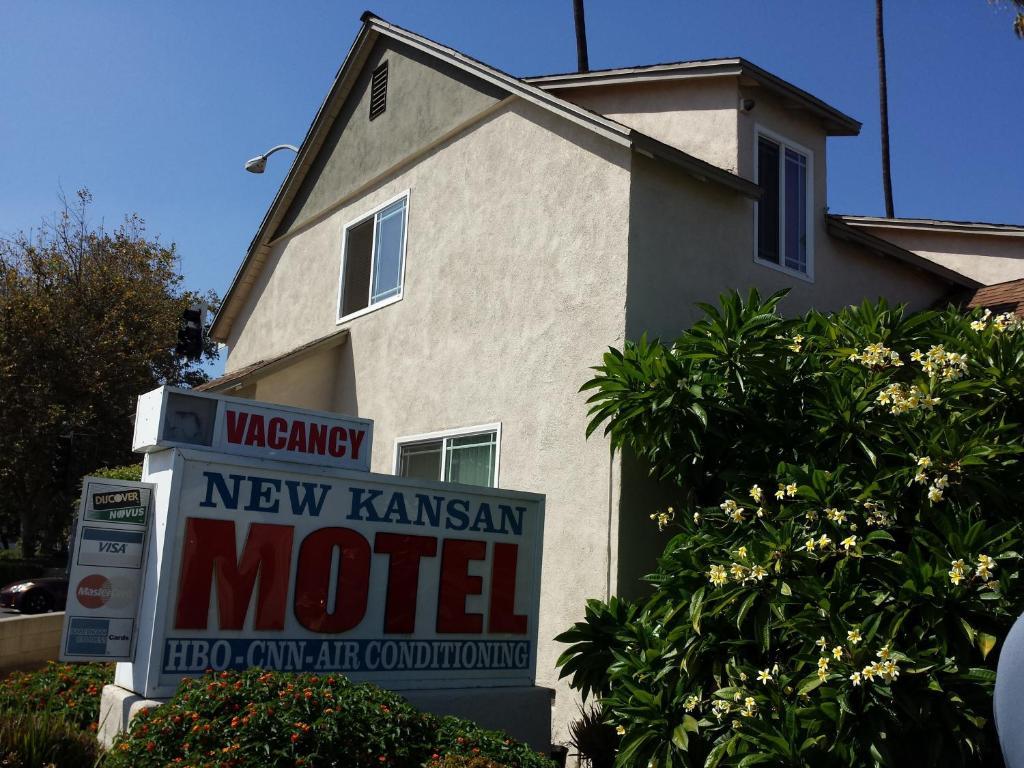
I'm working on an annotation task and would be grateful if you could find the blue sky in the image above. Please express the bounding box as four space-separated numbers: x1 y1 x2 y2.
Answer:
2 1 1020 346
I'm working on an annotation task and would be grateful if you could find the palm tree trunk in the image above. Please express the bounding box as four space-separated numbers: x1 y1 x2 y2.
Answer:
573 0 590 73
876 0 895 218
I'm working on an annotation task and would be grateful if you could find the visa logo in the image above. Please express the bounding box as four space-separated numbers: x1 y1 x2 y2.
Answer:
98 542 127 553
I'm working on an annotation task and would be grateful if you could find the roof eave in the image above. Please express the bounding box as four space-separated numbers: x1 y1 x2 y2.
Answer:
836 214 1024 238
528 58 861 137
631 131 761 198
826 215 982 290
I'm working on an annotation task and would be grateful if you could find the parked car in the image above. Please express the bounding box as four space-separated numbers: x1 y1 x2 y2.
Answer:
0 577 68 614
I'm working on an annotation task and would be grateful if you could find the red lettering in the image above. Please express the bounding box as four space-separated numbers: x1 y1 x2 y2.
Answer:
308 423 328 455
349 429 365 461
267 417 287 450
374 533 438 633
293 528 370 632
287 420 307 453
488 543 527 634
174 518 293 630
245 414 266 447
225 410 248 444
436 539 485 633
328 426 347 458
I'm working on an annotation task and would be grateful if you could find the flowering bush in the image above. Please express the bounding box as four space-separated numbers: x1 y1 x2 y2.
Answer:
0 661 112 731
103 668 554 768
558 291 1024 767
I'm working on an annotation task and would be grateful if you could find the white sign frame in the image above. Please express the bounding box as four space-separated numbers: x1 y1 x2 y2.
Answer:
116 448 545 699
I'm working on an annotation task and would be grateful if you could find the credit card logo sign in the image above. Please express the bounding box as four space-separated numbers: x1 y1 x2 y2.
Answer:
76 574 113 609
64 617 134 658
77 528 145 569
92 490 141 511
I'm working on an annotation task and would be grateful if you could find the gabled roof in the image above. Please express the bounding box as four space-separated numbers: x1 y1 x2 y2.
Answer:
835 214 1024 238
525 58 861 137
825 215 981 289
210 12 760 342
967 278 1024 317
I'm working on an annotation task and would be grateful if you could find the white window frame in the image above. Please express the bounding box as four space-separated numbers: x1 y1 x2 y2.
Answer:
392 422 502 488
753 126 814 283
336 189 411 324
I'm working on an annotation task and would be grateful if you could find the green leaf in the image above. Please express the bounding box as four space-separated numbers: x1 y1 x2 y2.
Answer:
978 633 998 660
671 723 689 751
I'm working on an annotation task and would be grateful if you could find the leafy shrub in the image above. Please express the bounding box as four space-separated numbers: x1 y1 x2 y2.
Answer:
104 669 554 768
90 464 143 482
558 291 1024 767
0 711 102 768
0 661 113 731
567 705 619 768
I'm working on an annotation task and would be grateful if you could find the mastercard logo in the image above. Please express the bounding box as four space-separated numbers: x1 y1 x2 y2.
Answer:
76 574 113 609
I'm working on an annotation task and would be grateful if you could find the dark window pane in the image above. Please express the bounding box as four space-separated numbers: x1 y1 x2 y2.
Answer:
341 218 373 316
757 137 780 264
784 148 808 273
399 441 443 481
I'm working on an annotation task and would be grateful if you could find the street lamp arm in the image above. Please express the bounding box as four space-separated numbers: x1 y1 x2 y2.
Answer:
263 144 299 157
244 144 299 174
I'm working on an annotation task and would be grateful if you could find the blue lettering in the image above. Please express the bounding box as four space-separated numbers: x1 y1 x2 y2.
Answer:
382 493 411 525
470 503 497 533
445 498 470 530
348 487 384 521
244 476 281 513
199 472 245 510
498 505 525 536
285 481 331 517
414 495 443 527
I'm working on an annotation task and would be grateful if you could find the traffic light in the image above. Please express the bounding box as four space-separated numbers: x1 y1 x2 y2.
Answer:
175 307 204 361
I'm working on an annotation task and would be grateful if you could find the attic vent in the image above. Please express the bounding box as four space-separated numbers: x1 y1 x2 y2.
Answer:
369 61 388 120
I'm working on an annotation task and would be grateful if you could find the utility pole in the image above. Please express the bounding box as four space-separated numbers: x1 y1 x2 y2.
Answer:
876 0 895 218
573 0 589 73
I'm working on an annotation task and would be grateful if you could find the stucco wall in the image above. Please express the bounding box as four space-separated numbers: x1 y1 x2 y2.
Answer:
225 98 632 739
275 38 506 238
625 154 954 340
251 346 345 412
549 78 741 174
854 227 1024 285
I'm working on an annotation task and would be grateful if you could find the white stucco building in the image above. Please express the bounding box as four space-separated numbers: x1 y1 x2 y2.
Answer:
204 12 1023 740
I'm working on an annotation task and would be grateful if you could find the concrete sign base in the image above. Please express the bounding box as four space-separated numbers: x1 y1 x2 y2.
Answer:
97 682 553 752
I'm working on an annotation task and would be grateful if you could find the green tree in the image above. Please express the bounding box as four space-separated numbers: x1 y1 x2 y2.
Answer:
558 291 1024 767
0 190 218 555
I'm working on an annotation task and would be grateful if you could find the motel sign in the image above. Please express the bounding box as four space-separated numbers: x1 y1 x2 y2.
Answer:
87 388 545 699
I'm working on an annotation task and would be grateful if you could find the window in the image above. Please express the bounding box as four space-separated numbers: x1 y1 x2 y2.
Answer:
338 193 408 321
369 61 388 120
395 425 500 488
755 132 812 277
